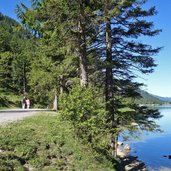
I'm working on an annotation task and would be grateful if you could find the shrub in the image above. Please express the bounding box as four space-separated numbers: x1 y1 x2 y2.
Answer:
60 85 107 144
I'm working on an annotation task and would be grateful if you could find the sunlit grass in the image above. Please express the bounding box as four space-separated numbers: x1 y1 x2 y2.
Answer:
0 113 116 170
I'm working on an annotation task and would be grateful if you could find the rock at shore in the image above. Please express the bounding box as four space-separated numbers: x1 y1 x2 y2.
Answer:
117 148 147 171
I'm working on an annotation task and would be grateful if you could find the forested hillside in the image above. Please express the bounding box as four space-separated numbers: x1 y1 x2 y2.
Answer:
136 90 165 105
153 95 171 103
0 0 163 163
0 13 31 107
0 12 31 92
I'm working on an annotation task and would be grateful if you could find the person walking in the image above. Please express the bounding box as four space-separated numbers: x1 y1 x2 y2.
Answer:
26 98 30 109
21 97 26 109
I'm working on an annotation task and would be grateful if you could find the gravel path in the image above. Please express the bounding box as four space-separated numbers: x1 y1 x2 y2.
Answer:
0 111 38 125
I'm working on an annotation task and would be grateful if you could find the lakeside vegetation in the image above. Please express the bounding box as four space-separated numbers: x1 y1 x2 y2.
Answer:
0 113 119 171
0 0 164 169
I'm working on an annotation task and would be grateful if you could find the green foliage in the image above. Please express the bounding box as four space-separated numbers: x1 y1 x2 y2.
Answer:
114 98 162 140
0 114 116 170
60 85 107 144
0 93 21 109
0 12 33 94
0 52 13 92
10 38 33 93
28 54 55 107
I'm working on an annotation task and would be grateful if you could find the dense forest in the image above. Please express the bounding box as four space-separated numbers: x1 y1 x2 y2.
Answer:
0 0 163 160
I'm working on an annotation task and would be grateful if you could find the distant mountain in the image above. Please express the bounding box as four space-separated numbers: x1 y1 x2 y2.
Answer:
0 12 31 38
0 12 19 30
152 95 171 103
135 90 171 105
136 90 164 105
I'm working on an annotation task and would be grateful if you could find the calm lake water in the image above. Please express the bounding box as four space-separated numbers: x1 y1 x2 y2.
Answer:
130 107 171 170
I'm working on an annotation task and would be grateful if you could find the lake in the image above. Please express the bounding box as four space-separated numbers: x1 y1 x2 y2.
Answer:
130 107 171 170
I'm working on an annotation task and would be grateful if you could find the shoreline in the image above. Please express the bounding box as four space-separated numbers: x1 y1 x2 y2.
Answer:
117 148 147 171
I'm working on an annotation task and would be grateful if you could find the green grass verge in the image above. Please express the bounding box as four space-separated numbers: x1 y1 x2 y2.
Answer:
0 93 21 109
0 113 117 171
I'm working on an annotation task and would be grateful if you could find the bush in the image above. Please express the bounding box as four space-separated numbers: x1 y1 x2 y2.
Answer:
59 85 107 144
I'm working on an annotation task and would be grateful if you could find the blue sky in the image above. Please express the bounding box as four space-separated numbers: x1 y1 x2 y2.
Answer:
139 0 171 97
0 0 30 20
0 0 171 97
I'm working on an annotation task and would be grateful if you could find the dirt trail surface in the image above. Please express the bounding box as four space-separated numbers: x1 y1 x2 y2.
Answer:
0 109 54 125
0 111 37 125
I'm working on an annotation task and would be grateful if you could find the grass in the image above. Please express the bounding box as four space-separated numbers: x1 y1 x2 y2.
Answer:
0 92 21 109
0 113 117 171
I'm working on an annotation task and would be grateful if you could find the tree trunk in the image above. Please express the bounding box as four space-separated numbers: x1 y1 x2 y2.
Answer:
105 0 117 157
78 0 88 87
23 62 26 94
105 19 113 113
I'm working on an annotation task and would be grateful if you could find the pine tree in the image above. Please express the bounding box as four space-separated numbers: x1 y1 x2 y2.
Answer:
93 0 162 156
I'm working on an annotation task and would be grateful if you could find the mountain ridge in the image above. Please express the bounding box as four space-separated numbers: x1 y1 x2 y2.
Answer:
152 94 171 103
137 90 171 105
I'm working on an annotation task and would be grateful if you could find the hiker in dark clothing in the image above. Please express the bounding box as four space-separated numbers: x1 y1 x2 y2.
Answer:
21 97 26 109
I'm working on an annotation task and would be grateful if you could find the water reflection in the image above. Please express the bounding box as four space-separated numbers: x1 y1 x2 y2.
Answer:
130 107 171 170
